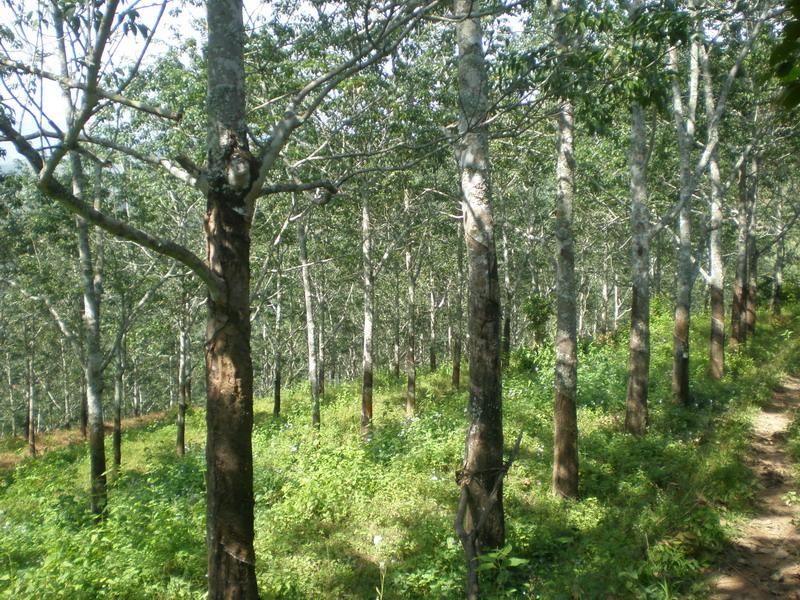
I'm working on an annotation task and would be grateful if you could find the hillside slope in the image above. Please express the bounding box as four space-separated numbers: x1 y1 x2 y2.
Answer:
1 307 799 599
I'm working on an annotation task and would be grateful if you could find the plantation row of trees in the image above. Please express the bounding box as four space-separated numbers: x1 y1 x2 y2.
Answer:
1 0 798 597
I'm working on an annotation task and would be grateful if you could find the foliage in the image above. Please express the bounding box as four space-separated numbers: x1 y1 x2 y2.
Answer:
1 306 798 598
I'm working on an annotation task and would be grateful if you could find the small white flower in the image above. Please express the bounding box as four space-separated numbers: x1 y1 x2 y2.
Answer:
290 445 298 453
373 534 383 546
431 474 439 481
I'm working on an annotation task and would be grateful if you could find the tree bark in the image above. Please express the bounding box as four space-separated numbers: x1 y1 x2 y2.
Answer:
361 197 375 430
113 339 124 468
298 214 321 428
501 227 512 364
452 225 464 390
731 159 749 348
405 191 417 418
669 41 699 406
429 272 438 372
73 155 107 517
27 353 36 458
455 0 505 550
177 315 190 457
273 248 283 419
744 157 759 338
707 147 725 379
204 0 258 596
625 100 650 436
772 208 784 316
550 0 579 499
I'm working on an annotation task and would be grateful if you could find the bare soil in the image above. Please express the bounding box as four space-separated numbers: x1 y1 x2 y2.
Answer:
710 376 800 599
0 411 168 472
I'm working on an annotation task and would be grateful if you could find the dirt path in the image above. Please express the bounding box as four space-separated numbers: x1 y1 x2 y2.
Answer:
710 376 800 599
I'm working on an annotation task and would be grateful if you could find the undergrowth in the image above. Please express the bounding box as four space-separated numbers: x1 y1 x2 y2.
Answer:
0 304 798 599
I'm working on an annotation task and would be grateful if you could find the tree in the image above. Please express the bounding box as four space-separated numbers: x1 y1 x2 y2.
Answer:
454 0 505 564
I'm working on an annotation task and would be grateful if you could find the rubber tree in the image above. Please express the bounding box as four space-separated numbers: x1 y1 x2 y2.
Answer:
454 0 505 552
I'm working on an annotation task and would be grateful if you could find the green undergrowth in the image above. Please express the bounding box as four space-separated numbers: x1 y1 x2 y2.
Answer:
1 305 799 599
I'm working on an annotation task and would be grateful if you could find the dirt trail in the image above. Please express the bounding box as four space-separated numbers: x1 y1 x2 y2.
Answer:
710 376 800 599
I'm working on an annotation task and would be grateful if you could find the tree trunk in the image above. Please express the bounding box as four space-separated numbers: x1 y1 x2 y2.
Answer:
405 191 417 418
7 353 16 438
731 159 749 348
772 223 784 316
113 339 124 468
429 272 437 372
204 0 258 596
455 0 505 550
298 214 320 428
80 375 88 437
73 155 107 518
707 147 725 379
625 100 650 436
177 321 189 457
501 227 512 364
452 225 464 390
549 0 579 499
27 354 36 458
393 274 401 379
552 97 579 497
744 157 759 338
361 197 375 430
669 42 699 406
273 249 283 418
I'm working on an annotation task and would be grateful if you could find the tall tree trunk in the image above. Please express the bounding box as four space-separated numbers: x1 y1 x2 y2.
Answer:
298 214 320 428
744 157 759 338
361 197 375 430
405 191 417 418
393 274 401 379
7 354 16 438
452 227 464 390
731 159 749 348
204 0 258 596
80 376 88 437
550 0 579 499
429 271 438 372
273 247 283 418
707 148 725 379
73 155 107 517
113 338 124 468
455 0 505 551
552 99 579 497
669 41 699 406
501 227 512 364
625 100 650 436
27 353 36 458
176 315 190 457
772 213 784 316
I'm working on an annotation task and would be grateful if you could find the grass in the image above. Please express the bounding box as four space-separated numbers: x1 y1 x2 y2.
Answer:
0 304 799 599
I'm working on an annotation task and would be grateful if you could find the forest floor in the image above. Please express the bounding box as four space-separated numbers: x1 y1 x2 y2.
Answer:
0 411 167 472
710 375 800 599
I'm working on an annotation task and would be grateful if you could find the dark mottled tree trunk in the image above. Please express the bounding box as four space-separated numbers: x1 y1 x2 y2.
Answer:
625 100 649 436
550 0 579 498
204 0 258 596
455 0 505 551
